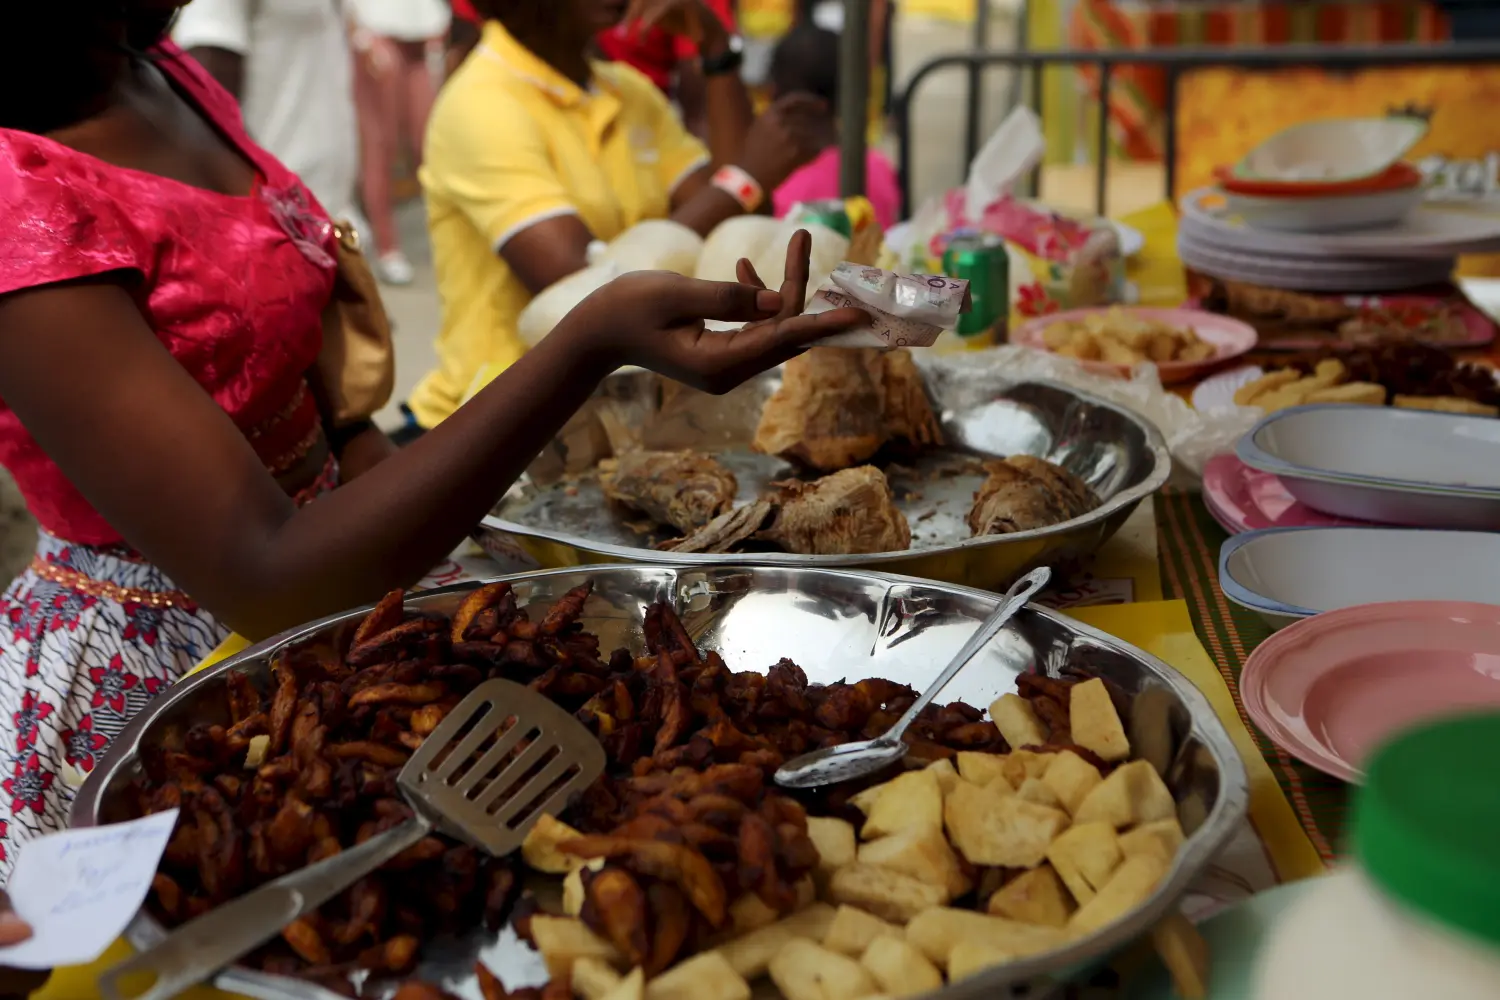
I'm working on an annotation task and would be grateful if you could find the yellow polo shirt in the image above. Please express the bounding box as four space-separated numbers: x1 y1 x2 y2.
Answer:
409 20 711 428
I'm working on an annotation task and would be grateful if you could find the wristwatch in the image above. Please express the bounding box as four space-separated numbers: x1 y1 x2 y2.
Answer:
700 34 744 77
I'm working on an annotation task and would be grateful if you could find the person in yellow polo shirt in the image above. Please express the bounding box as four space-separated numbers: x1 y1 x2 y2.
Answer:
403 0 828 431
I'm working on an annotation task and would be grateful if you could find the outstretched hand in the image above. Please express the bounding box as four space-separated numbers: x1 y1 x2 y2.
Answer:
564 230 868 394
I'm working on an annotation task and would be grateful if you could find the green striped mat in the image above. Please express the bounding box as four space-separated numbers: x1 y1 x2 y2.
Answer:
1154 488 1350 862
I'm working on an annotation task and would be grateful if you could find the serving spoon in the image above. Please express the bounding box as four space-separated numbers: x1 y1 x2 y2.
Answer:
774 566 1052 789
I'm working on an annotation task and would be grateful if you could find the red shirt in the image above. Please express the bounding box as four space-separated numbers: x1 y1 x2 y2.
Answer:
0 45 333 545
596 0 735 92
449 0 734 93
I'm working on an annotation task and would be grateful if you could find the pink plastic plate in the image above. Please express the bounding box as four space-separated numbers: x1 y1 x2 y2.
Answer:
1202 454 1370 533
1241 601 1500 782
1011 307 1259 384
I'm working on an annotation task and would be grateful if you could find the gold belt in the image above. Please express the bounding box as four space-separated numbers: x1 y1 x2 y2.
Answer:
28 558 196 612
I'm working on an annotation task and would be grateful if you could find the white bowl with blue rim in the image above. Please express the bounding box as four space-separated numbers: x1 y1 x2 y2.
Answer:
1236 404 1500 529
1219 526 1500 630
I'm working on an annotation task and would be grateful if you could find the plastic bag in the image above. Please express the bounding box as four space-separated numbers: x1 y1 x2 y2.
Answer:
695 216 782 283
959 346 1260 483
750 217 850 296
516 262 622 348
594 219 704 276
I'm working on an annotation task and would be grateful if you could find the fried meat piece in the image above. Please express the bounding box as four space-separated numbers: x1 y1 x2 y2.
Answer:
880 348 945 450
759 467 911 555
753 348 889 471
599 450 738 534
655 499 775 554
752 348 944 473
967 456 1101 536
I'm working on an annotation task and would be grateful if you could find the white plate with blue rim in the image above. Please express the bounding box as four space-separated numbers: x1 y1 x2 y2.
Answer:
1236 404 1500 528
1219 526 1500 630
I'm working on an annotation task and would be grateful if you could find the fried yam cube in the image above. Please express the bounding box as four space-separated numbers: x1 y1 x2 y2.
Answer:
822 905 902 956
1041 750 1103 816
859 936 943 998
904 907 1068 970
848 769 943 839
522 815 588 875
530 916 622 981
714 904 836 980
943 779 1069 868
805 816 857 874
1069 678 1130 763
1119 818 1187 863
827 865 947 924
857 823 972 901
1074 759 1177 830
1305 382 1386 406
1394 394 1500 416
646 952 750 1000
769 939 877 1000
989 693 1049 750
986 865 1074 927
1046 821 1123 905
1068 854 1170 936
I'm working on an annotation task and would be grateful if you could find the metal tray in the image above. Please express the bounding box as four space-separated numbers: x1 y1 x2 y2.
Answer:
473 359 1171 591
73 566 1248 1000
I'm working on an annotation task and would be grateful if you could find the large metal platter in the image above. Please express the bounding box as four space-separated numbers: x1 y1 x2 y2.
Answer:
473 358 1171 591
74 566 1247 1000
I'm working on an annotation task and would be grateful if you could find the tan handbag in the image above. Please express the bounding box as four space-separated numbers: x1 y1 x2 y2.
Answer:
315 221 396 428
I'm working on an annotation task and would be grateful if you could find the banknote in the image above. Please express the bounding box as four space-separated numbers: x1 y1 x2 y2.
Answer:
804 263 971 349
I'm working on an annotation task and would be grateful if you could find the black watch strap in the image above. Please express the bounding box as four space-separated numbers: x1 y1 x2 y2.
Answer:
701 37 744 77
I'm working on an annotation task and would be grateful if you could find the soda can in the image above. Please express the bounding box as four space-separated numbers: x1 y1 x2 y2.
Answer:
942 232 1009 348
790 199 853 239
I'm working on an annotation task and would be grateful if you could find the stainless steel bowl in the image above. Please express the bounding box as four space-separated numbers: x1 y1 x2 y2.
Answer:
74 566 1247 1000
473 360 1172 592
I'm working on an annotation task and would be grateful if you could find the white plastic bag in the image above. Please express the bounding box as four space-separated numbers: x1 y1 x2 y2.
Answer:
958 346 1261 483
750 217 850 295
695 216 782 283
516 262 622 348
595 219 704 276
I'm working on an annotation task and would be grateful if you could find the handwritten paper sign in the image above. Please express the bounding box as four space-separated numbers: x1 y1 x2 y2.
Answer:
0 809 178 969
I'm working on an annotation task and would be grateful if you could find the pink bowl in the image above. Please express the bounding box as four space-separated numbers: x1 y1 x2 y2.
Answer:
1011 307 1258 385
1241 601 1500 783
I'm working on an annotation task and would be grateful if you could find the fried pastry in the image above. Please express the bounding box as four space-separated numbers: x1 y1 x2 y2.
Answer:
599 450 737 534
967 457 1100 536
759 467 911 555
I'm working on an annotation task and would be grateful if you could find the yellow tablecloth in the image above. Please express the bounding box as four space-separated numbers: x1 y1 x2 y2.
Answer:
48 596 1319 998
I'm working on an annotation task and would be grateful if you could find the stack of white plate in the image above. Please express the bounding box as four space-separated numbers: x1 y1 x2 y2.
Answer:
1178 188 1500 292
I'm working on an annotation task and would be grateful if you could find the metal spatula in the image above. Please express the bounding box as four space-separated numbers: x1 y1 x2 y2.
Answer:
99 677 606 1000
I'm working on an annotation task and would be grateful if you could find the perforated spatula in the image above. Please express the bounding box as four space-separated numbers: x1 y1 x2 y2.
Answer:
99 677 606 1000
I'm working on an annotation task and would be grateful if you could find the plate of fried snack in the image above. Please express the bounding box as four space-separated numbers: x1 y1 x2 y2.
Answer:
1195 342 1500 416
76 566 1246 1000
1012 307 1258 384
475 354 1171 592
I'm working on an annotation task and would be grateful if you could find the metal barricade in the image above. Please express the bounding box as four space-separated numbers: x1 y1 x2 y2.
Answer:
893 41 1500 218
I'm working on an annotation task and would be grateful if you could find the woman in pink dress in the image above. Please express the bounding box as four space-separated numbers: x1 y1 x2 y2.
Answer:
0 0 866 879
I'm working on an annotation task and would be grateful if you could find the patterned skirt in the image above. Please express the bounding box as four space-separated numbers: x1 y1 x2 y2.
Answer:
0 527 482 881
0 532 227 879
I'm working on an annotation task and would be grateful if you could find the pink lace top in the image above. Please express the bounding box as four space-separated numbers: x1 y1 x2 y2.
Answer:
0 44 336 546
